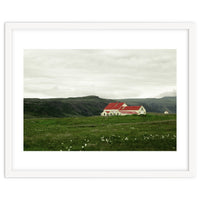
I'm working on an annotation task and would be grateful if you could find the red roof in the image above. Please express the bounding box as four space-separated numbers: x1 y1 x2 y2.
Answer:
120 106 141 111
104 102 125 110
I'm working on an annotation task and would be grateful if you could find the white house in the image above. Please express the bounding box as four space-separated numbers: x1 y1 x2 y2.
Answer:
101 102 146 116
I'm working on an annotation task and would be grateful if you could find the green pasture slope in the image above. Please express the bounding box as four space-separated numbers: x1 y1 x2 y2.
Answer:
24 113 176 151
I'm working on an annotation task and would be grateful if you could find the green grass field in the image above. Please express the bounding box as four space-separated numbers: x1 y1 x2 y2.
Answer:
24 113 176 151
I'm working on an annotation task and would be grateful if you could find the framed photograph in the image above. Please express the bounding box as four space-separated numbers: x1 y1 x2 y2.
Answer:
5 22 196 177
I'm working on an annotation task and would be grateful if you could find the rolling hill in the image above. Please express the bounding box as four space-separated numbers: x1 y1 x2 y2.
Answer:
24 96 176 118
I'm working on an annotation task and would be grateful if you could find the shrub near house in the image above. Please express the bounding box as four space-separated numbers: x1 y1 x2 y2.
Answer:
101 102 146 116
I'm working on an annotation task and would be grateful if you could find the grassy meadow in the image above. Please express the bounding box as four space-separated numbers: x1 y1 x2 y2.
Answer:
24 113 176 151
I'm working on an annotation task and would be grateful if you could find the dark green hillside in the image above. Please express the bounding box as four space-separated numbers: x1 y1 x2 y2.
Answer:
24 96 176 118
24 96 114 118
117 96 176 114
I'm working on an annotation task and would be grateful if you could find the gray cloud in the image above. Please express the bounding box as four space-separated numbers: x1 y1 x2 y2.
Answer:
156 89 177 98
24 49 176 99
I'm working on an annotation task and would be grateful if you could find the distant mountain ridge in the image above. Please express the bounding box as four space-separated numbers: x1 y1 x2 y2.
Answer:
24 96 176 118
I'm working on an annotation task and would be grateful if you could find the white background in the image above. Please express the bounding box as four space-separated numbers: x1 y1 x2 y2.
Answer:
0 0 199 200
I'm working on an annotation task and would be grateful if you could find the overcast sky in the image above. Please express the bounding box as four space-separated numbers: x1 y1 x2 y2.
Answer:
24 49 176 99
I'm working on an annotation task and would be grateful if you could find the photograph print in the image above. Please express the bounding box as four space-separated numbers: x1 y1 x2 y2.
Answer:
24 49 176 151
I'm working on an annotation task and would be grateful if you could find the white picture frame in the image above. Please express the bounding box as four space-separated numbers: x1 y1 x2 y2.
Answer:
5 22 196 178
